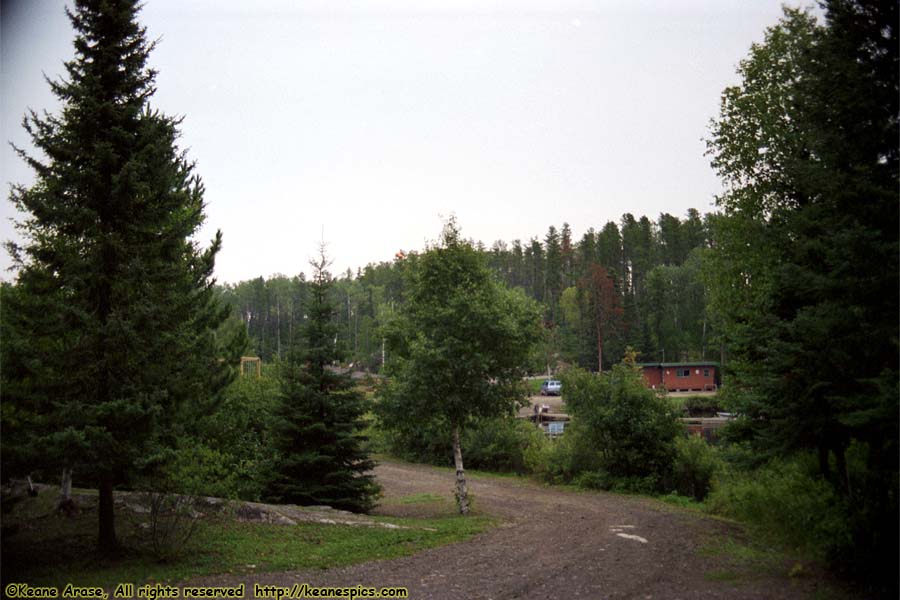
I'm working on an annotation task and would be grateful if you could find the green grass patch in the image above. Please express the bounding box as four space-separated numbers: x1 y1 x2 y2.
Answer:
657 492 706 511
526 379 544 395
385 493 446 505
1 490 494 590
699 535 783 564
697 532 788 584
428 463 531 483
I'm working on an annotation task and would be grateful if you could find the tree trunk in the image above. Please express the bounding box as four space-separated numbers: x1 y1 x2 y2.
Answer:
596 326 603 373
452 423 470 515
60 468 72 501
834 444 851 499
817 444 832 482
98 472 118 554
701 317 707 360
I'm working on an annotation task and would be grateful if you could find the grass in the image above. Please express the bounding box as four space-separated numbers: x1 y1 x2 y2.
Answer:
1 487 494 590
384 493 446 505
698 531 792 584
526 378 545 395
657 492 706 511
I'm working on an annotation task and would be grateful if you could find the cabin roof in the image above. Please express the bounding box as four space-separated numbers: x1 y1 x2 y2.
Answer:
636 362 720 368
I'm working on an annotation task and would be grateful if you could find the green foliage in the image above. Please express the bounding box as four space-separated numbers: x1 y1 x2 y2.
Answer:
560 363 682 491
524 429 581 485
2 487 493 589
671 435 723 501
706 2 898 588
376 413 453 466
376 401 548 477
706 456 851 561
681 395 721 417
380 221 540 425
377 220 540 468
228 206 714 379
462 418 547 475
141 373 278 502
265 248 379 513
4 0 235 549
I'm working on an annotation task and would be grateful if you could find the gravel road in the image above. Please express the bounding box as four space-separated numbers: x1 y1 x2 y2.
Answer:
186 460 838 599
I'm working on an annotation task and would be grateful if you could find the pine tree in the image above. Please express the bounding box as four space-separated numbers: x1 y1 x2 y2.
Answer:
266 246 378 513
543 225 563 323
560 222 575 288
5 0 230 552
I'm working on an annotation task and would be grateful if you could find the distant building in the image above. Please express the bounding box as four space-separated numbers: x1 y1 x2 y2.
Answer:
637 362 719 392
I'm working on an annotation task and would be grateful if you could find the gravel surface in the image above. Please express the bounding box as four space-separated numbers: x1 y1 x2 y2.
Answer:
185 460 838 599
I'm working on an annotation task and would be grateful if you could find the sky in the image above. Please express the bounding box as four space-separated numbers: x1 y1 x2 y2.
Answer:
1 0 801 283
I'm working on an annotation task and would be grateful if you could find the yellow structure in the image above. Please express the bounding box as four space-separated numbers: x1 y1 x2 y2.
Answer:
240 356 261 378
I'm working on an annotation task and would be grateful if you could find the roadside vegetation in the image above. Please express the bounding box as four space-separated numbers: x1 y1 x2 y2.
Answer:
1 486 492 590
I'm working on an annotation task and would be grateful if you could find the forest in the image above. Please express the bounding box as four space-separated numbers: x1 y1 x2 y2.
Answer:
221 208 715 373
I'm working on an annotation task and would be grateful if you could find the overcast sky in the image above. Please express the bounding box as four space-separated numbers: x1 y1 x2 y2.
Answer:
2 0 802 283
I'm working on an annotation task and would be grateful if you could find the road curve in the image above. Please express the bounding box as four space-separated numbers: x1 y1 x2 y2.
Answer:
185 460 831 599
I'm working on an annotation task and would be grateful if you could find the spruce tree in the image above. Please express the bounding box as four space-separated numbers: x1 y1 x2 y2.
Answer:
707 1 897 583
5 0 230 552
266 247 378 513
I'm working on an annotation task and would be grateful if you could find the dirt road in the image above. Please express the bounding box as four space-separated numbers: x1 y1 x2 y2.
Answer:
189 460 835 599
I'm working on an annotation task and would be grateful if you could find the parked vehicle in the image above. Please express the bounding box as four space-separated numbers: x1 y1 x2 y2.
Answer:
540 379 562 396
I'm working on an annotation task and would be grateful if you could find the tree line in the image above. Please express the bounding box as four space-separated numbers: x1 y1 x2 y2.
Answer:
221 208 715 373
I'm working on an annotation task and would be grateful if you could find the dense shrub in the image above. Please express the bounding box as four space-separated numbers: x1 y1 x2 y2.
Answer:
560 364 682 492
524 430 576 484
378 413 548 474
670 435 723 500
682 395 722 417
462 418 546 474
172 374 279 500
706 455 851 559
376 413 454 465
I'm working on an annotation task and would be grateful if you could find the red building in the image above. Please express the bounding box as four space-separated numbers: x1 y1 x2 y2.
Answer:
638 362 719 392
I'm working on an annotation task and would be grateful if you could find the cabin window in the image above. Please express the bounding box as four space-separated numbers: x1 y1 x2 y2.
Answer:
676 368 690 378
703 369 710 377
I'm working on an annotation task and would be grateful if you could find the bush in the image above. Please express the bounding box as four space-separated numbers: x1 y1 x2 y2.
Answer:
462 418 546 474
708 443 898 593
559 364 682 492
377 414 454 466
671 435 723 500
187 375 279 500
377 414 549 474
524 431 574 484
706 456 851 559
682 395 722 417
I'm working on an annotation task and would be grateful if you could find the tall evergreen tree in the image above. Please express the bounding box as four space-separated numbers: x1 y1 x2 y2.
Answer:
266 247 378 513
707 1 898 583
543 225 563 322
526 237 544 302
560 222 575 289
5 0 231 552
596 221 623 282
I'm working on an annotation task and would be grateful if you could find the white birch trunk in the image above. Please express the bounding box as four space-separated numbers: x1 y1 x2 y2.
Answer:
60 467 72 501
452 423 470 515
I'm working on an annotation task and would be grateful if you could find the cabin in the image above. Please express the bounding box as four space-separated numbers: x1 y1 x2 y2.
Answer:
637 362 719 392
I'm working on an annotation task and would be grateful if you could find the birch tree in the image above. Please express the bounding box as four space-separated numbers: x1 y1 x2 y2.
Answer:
378 219 540 514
